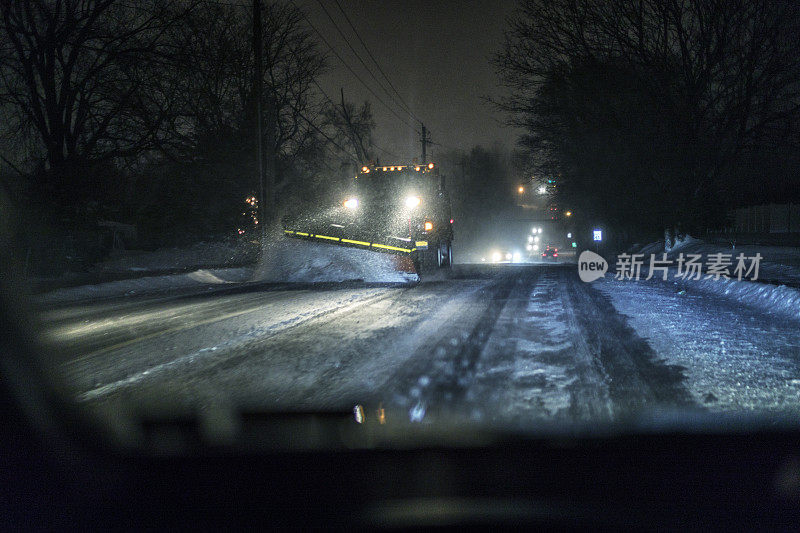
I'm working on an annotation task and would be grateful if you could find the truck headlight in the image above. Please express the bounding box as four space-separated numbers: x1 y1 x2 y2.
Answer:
405 195 421 208
343 197 359 209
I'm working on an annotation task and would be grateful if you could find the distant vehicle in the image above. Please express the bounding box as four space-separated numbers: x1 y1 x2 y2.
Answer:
490 249 513 263
541 245 559 260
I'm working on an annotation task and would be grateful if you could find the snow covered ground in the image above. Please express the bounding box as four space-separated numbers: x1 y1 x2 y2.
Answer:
98 239 255 272
37 237 416 304
591 235 800 415
622 236 800 322
634 235 800 285
31 230 800 431
38 267 254 304
595 275 800 415
37 260 800 431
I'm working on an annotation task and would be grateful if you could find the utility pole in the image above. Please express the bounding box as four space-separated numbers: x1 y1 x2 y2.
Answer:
253 0 266 237
420 124 431 164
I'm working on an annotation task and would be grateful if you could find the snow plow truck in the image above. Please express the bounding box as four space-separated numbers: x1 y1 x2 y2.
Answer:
282 162 453 276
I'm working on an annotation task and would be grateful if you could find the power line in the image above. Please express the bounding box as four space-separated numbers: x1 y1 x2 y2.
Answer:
184 2 413 127
430 139 463 152
288 0 419 133
185 1 399 164
301 110 360 164
306 9 433 162
312 0 431 160
331 0 422 124
372 142 401 160
310 79 370 162
313 0 417 125
118 0 409 162
311 79 404 162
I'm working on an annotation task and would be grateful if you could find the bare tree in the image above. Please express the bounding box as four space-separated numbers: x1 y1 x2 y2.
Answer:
495 0 800 234
158 1 331 218
120 0 343 239
323 96 375 169
0 0 358 242
0 0 190 203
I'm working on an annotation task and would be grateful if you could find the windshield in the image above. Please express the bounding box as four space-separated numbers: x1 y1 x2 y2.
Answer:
3 0 800 441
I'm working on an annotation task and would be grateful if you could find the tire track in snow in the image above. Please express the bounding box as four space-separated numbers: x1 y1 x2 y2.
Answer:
565 271 697 417
75 288 406 402
375 270 522 422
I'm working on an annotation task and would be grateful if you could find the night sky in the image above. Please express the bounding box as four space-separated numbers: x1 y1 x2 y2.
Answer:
296 0 520 162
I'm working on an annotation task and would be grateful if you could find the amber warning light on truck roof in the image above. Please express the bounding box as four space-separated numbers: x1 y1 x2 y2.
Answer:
361 164 435 174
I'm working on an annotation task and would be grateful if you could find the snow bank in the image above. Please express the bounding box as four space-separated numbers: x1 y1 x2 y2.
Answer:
636 240 666 256
596 276 800 414
673 275 800 322
39 267 253 304
622 235 800 321
37 237 417 304
633 236 800 285
253 239 417 283
100 240 254 272
666 234 702 252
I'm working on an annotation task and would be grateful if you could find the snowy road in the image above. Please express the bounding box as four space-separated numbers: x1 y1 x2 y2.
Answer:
38 264 800 425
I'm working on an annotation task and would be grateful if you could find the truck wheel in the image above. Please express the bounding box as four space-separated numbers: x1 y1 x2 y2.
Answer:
437 240 452 268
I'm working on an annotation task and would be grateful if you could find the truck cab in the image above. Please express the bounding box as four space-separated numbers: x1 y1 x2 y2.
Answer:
283 161 453 275
339 163 452 267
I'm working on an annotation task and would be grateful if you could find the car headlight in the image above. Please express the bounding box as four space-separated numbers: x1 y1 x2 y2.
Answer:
491 252 501 262
405 195 421 208
343 197 359 209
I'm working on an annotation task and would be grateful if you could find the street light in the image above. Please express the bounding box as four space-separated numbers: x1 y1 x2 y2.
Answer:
518 186 525 194
565 211 572 217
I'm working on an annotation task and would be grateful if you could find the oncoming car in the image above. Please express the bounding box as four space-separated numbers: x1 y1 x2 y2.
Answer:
484 249 524 263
